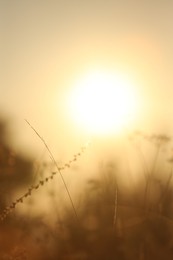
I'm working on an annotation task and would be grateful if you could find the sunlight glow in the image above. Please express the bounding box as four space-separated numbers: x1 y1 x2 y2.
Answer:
68 69 140 135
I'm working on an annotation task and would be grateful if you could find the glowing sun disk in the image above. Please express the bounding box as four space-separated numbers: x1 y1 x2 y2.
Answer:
68 69 139 134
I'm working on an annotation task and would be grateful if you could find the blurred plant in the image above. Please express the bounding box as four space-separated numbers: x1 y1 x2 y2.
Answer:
129 131 172 214
0 119 33 213
53 162 124 260
52 157 173 260
0 120 89 221
1 119 173 259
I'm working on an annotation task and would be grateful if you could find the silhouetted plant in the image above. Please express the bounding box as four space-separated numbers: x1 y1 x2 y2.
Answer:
1 119 173 259
0 119 33 213
0 120 89 221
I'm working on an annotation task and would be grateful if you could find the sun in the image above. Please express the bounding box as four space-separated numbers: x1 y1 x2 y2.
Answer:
67 69 140 135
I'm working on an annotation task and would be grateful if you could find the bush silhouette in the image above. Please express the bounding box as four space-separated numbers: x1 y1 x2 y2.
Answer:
0 119 33 211
1 120 173 259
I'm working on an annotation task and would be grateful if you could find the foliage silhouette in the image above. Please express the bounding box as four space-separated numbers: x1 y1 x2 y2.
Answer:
1 119 173 259
0 119 33 212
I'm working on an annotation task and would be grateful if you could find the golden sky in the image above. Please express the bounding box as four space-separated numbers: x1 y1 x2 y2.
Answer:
1 0 173 158
1 0 173 223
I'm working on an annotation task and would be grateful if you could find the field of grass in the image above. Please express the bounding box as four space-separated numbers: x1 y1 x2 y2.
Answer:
0 120 173 259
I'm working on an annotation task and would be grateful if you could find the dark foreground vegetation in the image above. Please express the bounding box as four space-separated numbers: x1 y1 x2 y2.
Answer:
0 119 173 259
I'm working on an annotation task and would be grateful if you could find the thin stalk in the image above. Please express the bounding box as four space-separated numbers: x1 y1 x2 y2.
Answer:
113 185 118 229
144 144 161 214
25 120 79 221
159 166 173 206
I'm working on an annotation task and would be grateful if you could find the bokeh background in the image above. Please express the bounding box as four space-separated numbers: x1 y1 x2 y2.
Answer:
1 1 173 259
1 0 173 155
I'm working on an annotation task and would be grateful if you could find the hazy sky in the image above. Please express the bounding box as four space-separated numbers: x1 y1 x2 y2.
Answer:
1 0 173 158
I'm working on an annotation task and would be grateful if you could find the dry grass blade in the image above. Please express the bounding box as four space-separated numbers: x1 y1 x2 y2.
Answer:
0 121 90 221
25 120 79 221
113 185 118 229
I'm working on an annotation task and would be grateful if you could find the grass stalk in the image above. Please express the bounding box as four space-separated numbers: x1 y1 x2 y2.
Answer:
0 121 89 221
25 120 79 221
